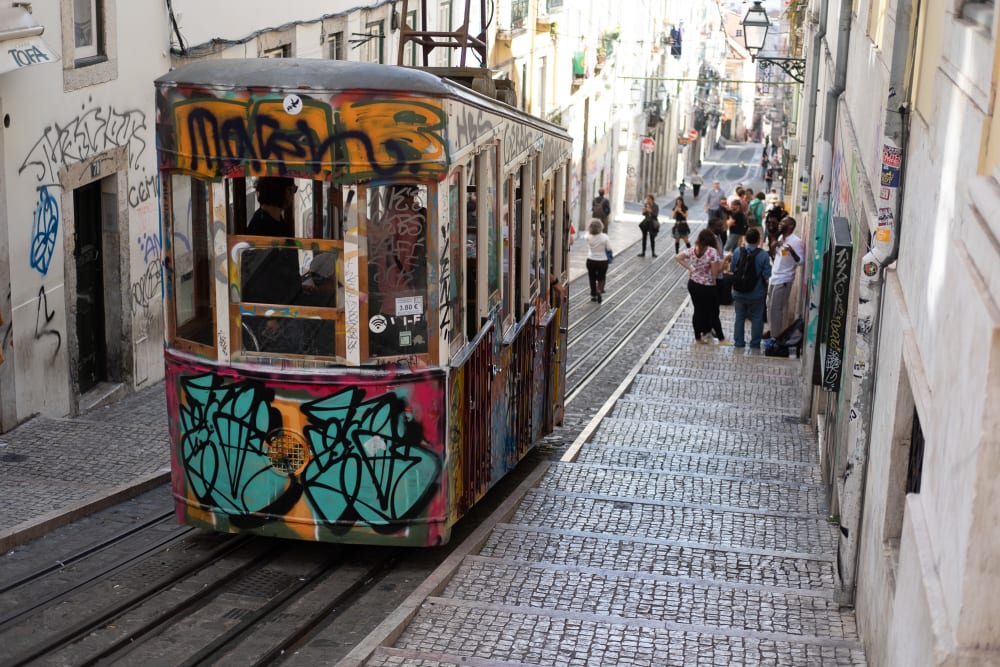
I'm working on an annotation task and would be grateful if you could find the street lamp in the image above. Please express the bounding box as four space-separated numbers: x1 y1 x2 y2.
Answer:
741 0 806 84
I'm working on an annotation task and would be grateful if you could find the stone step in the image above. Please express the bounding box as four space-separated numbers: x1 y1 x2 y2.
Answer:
539 463 825 515
574 445 822 484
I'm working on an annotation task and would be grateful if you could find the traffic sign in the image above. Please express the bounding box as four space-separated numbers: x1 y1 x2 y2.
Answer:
686 129 698 140
640 137 656 154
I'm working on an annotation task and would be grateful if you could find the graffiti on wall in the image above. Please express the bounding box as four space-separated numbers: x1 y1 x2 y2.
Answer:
19 102 148 186
33 285 61 358
163 94 449 181
30 186 59 276
175 370 444 536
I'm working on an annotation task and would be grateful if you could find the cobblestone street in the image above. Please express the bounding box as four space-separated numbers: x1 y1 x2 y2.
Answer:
352 305 866 666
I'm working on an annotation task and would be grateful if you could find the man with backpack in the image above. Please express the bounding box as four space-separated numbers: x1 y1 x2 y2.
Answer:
592 188 611 231
730 227 771 350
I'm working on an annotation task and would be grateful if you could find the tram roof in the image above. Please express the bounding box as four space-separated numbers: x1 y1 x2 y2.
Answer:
155 58 458 96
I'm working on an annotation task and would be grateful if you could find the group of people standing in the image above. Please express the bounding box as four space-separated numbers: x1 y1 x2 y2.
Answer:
674 180 804 350
583 177 805 345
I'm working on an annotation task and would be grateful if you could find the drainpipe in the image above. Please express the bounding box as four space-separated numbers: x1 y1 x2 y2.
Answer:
834 0 917 606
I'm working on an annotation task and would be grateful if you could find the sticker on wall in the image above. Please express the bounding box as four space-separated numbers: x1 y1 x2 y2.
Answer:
369 314 388 333
283 94 303 115
863 261 879 277
875 228 891 243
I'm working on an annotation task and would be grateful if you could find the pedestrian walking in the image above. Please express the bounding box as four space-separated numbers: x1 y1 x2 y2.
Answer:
749 191 765 227
767 216 805 338
704 180 724 222
724 198 749 252
730 227 771 349
585 218 612 303
675 228 731 344
592 188 611 231
691 170 703 198
670 196 691 254
679 179 687 198
638 194 660 257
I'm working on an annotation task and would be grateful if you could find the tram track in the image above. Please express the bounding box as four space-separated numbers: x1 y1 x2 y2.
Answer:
0 224 706 666
564 225 704 405
0 531 401 667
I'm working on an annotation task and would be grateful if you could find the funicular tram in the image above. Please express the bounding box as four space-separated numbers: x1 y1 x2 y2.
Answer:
155 54 573 545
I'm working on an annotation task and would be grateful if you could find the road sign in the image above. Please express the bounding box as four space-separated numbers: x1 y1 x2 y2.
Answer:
640 137 656 154
686 129 698 140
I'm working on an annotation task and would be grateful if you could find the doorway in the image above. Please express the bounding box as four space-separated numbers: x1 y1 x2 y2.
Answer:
73 180 107 394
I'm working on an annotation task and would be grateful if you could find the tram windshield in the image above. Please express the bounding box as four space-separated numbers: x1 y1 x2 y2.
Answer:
166 172 430 363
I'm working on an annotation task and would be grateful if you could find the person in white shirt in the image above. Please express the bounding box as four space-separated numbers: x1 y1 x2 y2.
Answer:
767 216 805 337
585 218 613 303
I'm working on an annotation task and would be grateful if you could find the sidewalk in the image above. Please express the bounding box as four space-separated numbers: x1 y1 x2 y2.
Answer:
0 382 170 553
341 304 867 666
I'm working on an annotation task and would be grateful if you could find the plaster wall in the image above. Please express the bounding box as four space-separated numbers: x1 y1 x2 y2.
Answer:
851 3 1000 661
1 1 169 424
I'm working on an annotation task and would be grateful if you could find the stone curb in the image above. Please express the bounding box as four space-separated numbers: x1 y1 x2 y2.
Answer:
0 468 171 553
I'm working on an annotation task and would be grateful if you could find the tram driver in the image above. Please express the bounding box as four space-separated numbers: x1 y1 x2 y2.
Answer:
241 176 305 352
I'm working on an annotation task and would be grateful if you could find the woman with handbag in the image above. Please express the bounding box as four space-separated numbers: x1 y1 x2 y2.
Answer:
670 196 691 254
585 218 613 303
675 228 732 344
638 194 660 257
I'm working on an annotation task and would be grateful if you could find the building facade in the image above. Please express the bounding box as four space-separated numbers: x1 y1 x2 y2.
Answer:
0 1 169 429
791 0 1000 663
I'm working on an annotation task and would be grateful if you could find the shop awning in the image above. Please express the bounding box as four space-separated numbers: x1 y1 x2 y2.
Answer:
0 4 58 75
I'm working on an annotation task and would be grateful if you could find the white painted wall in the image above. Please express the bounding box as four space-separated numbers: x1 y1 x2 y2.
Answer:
842 0 1000 663
1 1 170 424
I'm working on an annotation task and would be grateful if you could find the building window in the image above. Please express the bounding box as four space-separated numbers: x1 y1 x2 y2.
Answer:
263 44 289 58
511 0 528 30
905 408 925 494
62 0 117 90
438 0 452 66
404 10 418 66
546 0 564 10
365 20 384 64
328 31 344 60
73 0 102 62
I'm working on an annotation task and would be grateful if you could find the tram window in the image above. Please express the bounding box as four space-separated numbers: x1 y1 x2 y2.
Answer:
168 175 213 347
501 174 513 329
365 183 429 358
483 147 499 307
466 162 479 336
537 181 549 297
517 158 535 314
446 170 463 352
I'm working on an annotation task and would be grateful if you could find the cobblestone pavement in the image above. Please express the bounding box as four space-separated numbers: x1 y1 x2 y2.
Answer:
354 305 867 666
0 383 170 551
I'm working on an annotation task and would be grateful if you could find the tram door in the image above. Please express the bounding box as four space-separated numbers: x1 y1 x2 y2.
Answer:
73 180 107 393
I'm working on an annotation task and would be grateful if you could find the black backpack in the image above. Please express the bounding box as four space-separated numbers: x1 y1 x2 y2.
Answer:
732 247 760 292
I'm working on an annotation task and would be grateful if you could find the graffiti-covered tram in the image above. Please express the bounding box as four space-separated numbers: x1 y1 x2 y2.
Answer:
154 59 573 546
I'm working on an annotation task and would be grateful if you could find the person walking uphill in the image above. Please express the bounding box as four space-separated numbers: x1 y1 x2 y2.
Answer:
675 228 731 344
585 218 612 303
592 189 611 231
730 227 771 350
690 170 703 198
638 193 660 257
